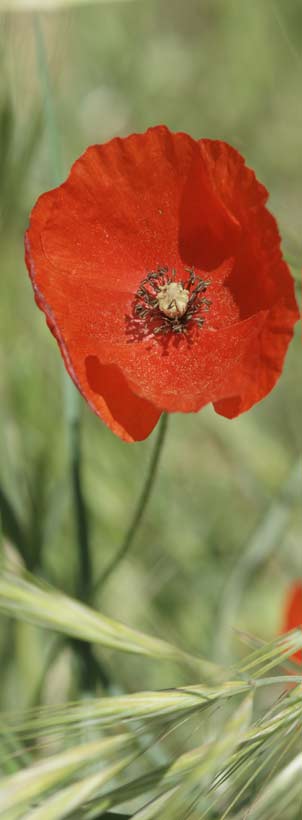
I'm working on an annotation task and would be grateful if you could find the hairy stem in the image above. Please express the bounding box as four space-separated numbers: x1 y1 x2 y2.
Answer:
94 413 169 594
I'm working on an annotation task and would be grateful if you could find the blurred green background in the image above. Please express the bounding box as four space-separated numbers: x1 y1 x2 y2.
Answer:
0 0 301 712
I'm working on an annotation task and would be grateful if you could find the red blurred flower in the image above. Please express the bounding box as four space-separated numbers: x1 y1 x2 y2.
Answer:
25 126 298 442
282 582 302 663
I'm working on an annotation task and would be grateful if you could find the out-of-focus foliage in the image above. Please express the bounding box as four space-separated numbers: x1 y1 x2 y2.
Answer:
0 1 301 816
0 0 140 10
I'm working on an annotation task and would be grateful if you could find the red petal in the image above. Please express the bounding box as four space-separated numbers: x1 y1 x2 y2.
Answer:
25 197 160 443
27 219 260 414
86 310 269 413
198 140 299 417
40 126 197 288
25 127 299 438
179 147 240 269
282 583 302 664
213 294 297 418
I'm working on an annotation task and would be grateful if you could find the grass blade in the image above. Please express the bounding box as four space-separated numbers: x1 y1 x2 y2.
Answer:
142 694 253 819
235 630 302 678
6 681 250 740
0 570 219 675
132 788 178 820
83 696 253 818
0 735 132 815
23 755 135 820
243 752 302 820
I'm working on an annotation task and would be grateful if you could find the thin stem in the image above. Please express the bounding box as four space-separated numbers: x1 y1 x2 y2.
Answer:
94 413 169 594
71 638 111 691
69 416 92 601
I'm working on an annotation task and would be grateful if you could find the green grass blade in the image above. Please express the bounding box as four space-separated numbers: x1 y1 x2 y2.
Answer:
23 754 135 820
80 767 169 818
0 735 132 815
7 681 250 740
211 691 302 817
143 694 253 819
234 629 302 678
0 570 219 675
244 752 302 820
3 683 302 818
132 788 178 820
4 629 302 743
85 696 253 819
84 737 232 818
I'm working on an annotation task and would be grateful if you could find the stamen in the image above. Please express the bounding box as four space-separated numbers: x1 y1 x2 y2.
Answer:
133 266 211 338
157 281 189 319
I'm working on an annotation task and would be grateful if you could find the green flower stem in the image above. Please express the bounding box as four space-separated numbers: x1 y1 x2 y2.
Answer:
33 15 107 690
94 413 169 595
68 412 92 601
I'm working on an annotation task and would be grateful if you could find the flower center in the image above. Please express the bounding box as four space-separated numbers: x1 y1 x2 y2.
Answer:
157 281 190 319
133 266 212 338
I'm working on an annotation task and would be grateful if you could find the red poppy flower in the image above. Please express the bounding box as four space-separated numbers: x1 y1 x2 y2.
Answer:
282 582 302 663
25 126 298 442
